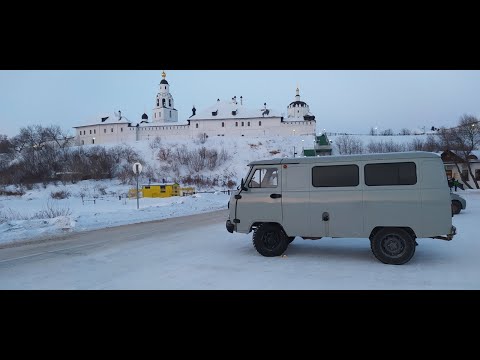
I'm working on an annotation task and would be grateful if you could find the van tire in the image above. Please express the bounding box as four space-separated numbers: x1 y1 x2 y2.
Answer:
253 223 289 257
452 200 461 215
370 228 416 265
288 236 295 243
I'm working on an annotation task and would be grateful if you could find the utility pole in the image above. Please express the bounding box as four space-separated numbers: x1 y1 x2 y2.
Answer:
133 162 143 210
136 165 139 210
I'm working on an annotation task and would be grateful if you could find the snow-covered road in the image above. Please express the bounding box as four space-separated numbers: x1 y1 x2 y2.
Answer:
1 191 479 289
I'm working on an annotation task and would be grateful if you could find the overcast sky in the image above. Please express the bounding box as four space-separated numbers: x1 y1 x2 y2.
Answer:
1 70 479 137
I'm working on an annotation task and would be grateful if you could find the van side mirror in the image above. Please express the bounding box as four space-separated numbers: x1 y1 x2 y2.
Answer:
241 178 247 191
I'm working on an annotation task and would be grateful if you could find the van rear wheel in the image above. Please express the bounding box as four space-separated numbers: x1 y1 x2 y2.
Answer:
253 223 289 257
452 200 461 215
370 228 416 265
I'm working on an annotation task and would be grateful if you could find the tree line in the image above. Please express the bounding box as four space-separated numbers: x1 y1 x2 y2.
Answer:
0 125 234 189
1 116 479 189
0 125 144 187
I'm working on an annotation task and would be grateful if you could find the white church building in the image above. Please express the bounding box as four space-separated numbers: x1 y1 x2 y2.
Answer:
74 72 317 145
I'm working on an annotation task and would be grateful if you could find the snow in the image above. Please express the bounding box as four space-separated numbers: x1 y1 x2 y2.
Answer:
1 134 479 289
0 181 230 246
74 111 133 127
189 99 281 120
0 133 463 248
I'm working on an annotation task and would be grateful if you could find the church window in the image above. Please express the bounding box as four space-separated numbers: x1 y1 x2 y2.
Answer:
196 123 199 128
90 130 92 134
222 122 225 127
121 128 123 132
169 99 171 107
157 99 159 106
248 122 250 126
104 129 106 133
94 130 96 134
259 121 262 126
241 122 244 126
170 111 172 118
81 140 84 145
111 128 114 132
162 99 166 107
235 122 238 127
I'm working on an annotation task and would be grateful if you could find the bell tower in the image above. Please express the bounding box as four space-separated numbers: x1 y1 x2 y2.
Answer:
153 71 178 123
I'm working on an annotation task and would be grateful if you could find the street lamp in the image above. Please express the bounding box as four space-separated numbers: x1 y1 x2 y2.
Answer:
293 129 296 136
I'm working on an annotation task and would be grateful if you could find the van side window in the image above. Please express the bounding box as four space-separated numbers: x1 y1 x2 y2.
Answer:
312 165 359 187
249 168 278 188
365 162 417 186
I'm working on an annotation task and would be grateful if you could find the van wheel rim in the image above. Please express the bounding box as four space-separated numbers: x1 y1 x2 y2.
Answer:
381 235 405 257
263 232 280 250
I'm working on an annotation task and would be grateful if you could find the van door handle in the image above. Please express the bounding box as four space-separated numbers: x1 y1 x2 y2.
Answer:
270 194 282 199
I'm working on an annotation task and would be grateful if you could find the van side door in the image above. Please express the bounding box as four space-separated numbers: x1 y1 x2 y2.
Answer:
281 163 311 237
309 163 363 237
234 165 282 233
363 161 421 236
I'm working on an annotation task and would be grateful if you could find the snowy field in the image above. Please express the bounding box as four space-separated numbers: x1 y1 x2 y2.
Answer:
0 179 230 246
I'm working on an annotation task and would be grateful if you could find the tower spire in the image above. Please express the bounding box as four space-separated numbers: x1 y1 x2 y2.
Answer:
162 70 166 79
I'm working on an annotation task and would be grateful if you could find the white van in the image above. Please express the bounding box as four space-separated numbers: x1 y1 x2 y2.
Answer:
226 151 456 265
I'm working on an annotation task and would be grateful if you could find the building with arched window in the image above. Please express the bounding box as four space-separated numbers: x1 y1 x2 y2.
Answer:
74 72 317 145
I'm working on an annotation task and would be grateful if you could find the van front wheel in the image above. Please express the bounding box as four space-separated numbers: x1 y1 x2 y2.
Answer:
370 228 416 265
253 223 289 257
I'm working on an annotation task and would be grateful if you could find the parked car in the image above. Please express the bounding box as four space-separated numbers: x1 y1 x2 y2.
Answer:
451 193 466 215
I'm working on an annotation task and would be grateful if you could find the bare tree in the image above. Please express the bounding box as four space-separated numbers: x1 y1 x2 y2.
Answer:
335 135 364 154
442 115 480 188
196 133 207 144
43 125 73 150
423 134 441 152
367 140 406 153
406 138 425 151
148 136 162 152
400 128 411 135
0 135 13 154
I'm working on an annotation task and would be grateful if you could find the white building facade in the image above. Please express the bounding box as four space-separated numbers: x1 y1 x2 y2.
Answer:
74 73 316 145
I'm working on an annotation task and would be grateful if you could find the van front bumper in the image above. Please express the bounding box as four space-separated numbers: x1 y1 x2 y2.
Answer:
226 219 234 233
